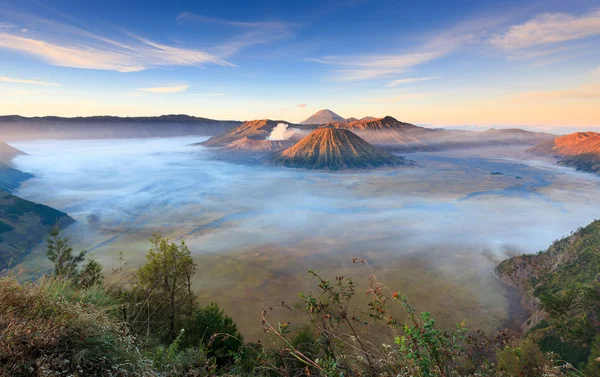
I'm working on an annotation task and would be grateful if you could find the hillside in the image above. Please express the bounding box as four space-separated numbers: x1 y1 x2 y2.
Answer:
225 137 294 152
200 119 309 147
273 128 404 170
0 191 74 270
0 142 32 191
0 115 241 140
328 117 554 150
0 141 26 166
328 116 434 148
529 132 600 174
0 165 33 192
496 220 600 370
300 109 344 124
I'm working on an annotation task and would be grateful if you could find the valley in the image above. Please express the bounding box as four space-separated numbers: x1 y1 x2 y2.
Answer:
8 135 600 340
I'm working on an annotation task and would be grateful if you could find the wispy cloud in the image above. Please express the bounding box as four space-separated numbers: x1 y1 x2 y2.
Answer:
0 8 238 73
137 85 189 94
307 17 486 82
310 52 446 81
0 31 232 72
296 103 308 108
176 12 294 57
363 92 431 103
489 9 600 50
386 76 441 87
0 76 60 86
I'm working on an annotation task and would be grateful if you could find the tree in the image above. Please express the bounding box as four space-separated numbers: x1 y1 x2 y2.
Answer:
180 302 244 366
136 234 197 341
77 257 104 289
46 226 87 278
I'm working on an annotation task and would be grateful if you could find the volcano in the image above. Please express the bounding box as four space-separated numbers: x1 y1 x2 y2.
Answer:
300 109 344 125
273 128 404 170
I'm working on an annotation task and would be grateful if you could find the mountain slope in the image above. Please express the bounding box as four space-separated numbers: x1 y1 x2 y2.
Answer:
0 165 33 192
200 119 309 148
328 116 432 148
300 109 344 125
273 128 404 170
225 137 295 152
0 142 32 191
529 132 600 174
496 220 600 370
0 191 74 270
0 141 26 166
0 115 240 140
201 119 285 147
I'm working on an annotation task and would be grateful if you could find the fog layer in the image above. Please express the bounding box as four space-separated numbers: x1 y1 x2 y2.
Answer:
12 137 600 339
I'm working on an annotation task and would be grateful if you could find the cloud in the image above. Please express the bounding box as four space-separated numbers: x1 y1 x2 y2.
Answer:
310 52 445 81
296 104 308 108
0 76 60 86
363 93 431 103
307 18 484 82
137 85 189 94
386 76 441 87
489 9 600 50
0 9 238 73
175 12 294 57
0 32 233 72
510 84 600 101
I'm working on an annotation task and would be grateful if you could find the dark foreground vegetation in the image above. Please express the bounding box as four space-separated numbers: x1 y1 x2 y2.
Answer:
1 223 599 376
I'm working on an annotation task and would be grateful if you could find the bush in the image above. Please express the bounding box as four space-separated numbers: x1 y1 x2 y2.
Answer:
180 303 244 367
0 276 152 376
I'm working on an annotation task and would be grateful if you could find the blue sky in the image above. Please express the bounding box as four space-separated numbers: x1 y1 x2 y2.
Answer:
0 0 599 129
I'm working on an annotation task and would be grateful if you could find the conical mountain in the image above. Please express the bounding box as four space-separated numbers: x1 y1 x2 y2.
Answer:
300 109 344 125
273 128 404 170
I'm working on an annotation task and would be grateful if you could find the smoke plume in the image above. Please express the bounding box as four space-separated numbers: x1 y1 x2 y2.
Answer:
268 123 295 141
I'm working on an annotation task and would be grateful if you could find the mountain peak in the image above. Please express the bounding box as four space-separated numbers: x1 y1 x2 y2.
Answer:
300 109 344 125
273 128 404 170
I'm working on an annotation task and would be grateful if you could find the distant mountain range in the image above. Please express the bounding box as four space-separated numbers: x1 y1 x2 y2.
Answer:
0 115 241 140
200 112 556 160
273 128 404 170
529 132 600 174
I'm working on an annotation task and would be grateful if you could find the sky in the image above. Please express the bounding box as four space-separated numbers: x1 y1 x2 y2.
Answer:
0 0 599 129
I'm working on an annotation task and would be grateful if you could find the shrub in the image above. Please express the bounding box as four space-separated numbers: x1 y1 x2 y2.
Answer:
0 276 152 376
180 302 244 367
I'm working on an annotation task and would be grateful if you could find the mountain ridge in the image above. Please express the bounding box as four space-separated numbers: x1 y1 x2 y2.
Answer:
529 132 600 174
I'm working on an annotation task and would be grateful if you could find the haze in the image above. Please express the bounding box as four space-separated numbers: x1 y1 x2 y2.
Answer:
12 137 600 338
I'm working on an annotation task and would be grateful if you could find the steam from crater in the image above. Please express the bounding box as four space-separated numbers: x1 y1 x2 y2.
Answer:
268 123 295 141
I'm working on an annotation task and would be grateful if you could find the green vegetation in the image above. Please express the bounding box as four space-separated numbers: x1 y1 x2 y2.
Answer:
0 192 74 270
496 219 600 373
1 223 598 376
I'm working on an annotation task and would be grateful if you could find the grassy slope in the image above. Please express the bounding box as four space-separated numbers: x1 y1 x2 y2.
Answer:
496 220 600 370
0 191 74 270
